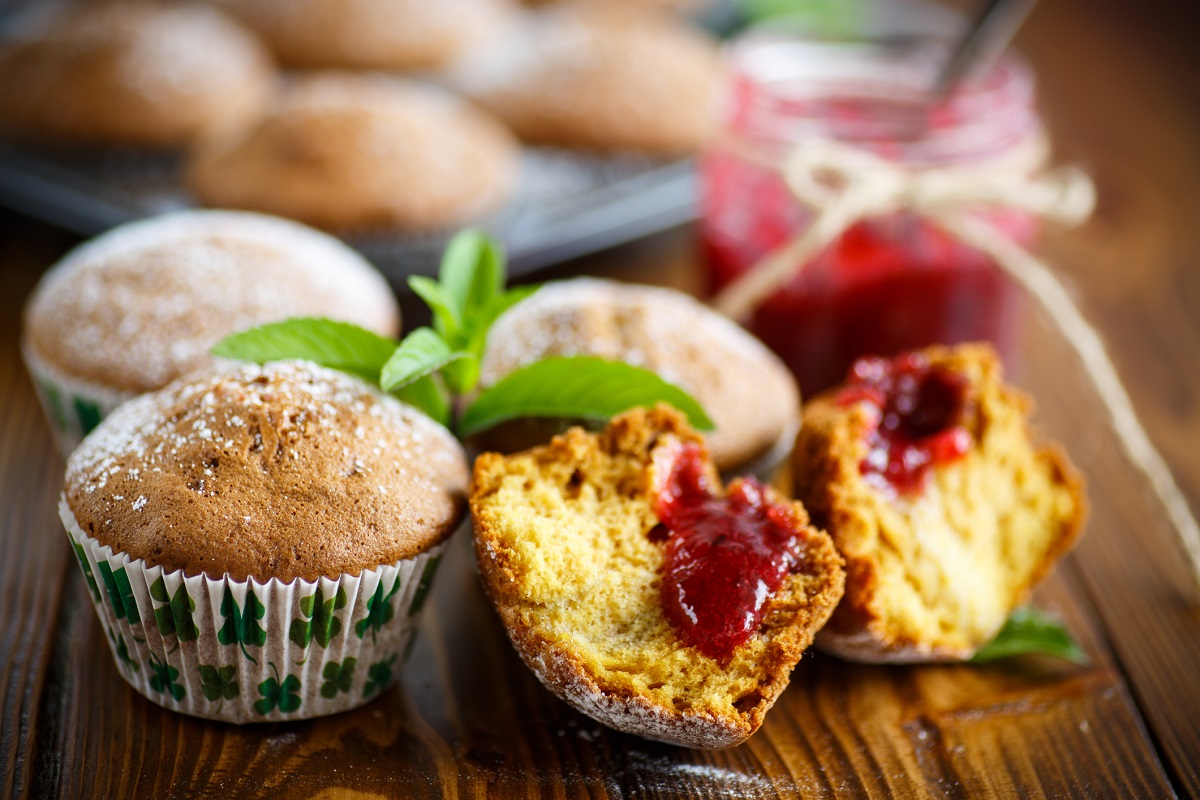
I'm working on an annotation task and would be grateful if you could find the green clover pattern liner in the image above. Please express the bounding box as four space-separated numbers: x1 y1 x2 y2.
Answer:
22 342 138 456
61 497 449 723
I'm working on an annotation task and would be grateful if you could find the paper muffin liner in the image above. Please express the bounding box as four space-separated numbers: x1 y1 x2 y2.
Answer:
22 342 135 457
59 497 450 723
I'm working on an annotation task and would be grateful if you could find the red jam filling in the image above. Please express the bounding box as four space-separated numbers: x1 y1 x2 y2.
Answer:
836 352 972 494
653 443 806 661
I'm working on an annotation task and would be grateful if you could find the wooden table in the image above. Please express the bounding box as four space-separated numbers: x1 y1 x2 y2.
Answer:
3 0 1200 796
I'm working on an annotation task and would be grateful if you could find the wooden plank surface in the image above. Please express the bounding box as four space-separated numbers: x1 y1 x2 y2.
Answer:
3 0 1200 796
1020 0 1200 793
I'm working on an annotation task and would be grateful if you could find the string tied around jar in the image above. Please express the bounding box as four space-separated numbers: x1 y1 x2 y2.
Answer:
714 136 1095 319
712 136 1200 600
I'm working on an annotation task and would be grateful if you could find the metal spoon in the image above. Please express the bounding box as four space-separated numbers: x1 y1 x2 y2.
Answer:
932 0 1040 97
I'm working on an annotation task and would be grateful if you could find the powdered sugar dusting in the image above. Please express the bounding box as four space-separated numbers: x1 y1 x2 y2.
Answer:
25 210 399 392
111 4 268 107
0 3 272 145
65 361 467 581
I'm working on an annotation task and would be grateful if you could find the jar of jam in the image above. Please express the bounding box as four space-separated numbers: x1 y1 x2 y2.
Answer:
701 2 1045 397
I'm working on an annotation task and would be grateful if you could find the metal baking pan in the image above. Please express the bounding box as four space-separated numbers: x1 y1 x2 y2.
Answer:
0 141 699 282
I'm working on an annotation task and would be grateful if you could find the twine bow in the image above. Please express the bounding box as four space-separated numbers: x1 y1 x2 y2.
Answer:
714 137 1096 320
711 137 1200 599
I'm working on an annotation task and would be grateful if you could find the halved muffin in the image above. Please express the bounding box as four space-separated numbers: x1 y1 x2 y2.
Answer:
793 343 1086 662
471 407 845 748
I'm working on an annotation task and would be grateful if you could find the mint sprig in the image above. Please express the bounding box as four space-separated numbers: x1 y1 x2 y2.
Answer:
459 356 714 438
211 230 714 438
970 606 1089 665
211 318 396 382
380 328 468 392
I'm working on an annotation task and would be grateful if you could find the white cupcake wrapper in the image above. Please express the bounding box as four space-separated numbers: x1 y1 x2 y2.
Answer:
60 498 450 723
22 342 134 457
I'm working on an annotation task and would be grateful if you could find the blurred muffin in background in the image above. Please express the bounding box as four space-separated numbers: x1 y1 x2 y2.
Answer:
447 5 719 154
22 210 400 454
186 74 519 231
0 3 273 147
210 0 517 71
477 278 800 477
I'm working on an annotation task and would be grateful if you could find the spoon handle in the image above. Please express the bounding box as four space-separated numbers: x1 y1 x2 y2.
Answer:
934 0 1040 97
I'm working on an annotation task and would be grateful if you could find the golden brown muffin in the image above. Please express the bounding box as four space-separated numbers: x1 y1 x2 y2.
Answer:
65 360 469 582
21 210 400 454
478 278 800 475
61 360 468 722
211 0 516 70
0 3 273 147
792 344 1086 663
449 6 718 154
471 407 845 748
186 74 518 231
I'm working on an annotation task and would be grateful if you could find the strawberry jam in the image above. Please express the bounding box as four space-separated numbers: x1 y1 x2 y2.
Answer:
653 442 805 661
836 352 971 494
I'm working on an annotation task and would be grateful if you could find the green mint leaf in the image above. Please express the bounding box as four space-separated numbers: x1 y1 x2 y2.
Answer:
970 606 1089 665
408 275 460 340
393 374 451 428
211 318 396 384
439 229 503 330
458 356 715 438
380 328 470 392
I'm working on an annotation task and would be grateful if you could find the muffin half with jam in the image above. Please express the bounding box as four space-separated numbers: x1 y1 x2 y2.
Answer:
470 407 844 748
792 343 1086 663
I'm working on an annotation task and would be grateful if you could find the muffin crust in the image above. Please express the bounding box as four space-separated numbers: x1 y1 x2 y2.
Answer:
187 74 518 231
0 3 272 146
451 6 718 154
65 361 468 582
23 210 400 395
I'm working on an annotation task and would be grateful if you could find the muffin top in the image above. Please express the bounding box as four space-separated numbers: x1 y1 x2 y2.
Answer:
479 278 800 471
64 361 469 582
450 5 718 153
186 74 518 231
212 0 515 71
0 2 273 146
23 210 400 394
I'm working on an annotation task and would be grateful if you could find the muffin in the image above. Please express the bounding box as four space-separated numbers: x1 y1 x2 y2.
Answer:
478 278 800 476
22 210 400 454
62 360 469 722
210 0 516 71
448 6 718 154
0 2 273 147
792 344 1086 663
186 74 519 231
471 407 844 748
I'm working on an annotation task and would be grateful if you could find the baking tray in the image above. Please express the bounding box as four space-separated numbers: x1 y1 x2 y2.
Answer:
0 139 699 283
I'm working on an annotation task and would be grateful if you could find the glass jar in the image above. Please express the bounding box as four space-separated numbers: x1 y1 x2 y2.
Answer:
701 2 1045 397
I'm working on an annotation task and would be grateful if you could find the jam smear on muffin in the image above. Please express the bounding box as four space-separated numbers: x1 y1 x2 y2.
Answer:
837 353 972 494
653 442 807 661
